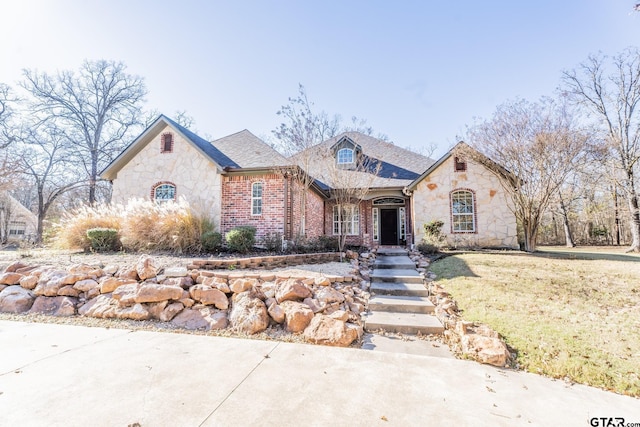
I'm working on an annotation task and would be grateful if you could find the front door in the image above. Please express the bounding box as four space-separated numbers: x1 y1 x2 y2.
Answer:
380 208 398 245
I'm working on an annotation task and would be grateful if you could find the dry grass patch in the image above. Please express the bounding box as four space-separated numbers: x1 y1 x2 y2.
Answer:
430 250 640 397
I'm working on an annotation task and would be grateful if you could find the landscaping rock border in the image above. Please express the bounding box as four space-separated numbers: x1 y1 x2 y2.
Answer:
0 254 368 348
410 249 512 367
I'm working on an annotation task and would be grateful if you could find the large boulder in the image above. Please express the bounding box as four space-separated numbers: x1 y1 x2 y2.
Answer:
3 261 29 273
280 300 314 332
159 302 184 322
100 277 137 294
229 278 258 294
189 285 229 309
267 302 285 324
136 255 158 280
112 283 141 306
134 283 183 303
303 315 358 347
79 294 116 318
229 292 269 334
0 272 24 285
19 275 38 290
461 334 510 367
115 303 150 321
33 270 70 297
29 296 76 316
202 277 230 293
171 307 228 330
73 279 100 293
275 279 312 303
0 286 35 313
315 287 345 304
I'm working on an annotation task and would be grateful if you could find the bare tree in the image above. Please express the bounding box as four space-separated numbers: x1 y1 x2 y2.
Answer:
272 85 342 239
0 192 13 244
325 151 381 257
17 125 84 243
562 48 640 251
21 60 147 205
0 83 20 189
464 97 589 252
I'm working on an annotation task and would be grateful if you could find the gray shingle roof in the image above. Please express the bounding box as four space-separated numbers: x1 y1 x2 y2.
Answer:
161 115 239 168
292 131 435 189
212 130 291 169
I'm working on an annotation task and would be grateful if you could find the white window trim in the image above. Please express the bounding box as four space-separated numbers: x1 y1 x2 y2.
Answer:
372 208 379 241
252 182 263 216
451 190 476 232
399 207 406 240
154 184 176 203
337 148 354 164
333 205 359 235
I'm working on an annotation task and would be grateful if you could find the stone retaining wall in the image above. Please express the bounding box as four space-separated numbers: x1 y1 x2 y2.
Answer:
0 255 367 347
188 252 342 270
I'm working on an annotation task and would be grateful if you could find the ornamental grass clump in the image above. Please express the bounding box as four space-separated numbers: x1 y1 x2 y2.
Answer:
54 198 215 254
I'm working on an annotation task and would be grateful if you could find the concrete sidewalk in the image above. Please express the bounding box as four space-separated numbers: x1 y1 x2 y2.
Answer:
0 320 638 426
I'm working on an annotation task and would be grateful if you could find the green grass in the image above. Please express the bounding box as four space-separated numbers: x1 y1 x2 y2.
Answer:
430 248 640 397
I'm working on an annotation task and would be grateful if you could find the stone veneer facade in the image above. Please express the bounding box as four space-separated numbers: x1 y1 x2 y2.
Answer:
411 156 518 248
110 125 223 228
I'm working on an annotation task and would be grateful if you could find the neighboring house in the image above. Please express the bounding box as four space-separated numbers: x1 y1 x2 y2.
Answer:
0 191 37 242
406 142 518 249
101 115 518 249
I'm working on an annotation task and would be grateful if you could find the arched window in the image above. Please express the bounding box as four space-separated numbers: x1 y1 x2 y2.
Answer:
161 133 174 153
337 148 354 164
451 190 475 232
153 183 176 203
252 182 263 215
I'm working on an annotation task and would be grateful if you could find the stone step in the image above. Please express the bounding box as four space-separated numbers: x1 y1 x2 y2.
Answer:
369 295 435 314
376 248 408 256
371 269 423 284
374 256 416 270
370 281 429 297
364 311 444 335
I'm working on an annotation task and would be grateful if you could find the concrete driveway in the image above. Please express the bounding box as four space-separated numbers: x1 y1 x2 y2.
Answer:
0 320 638 426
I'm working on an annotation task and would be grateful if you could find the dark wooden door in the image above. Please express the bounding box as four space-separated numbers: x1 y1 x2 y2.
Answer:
380 209 398 245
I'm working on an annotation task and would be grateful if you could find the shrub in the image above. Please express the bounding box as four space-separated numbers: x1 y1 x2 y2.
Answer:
262 232 283 252
416 241 440 255
310 235 339 252
86 228 120 252
54 204 121 251
418 219 446 255
201 230 223 252
226 226 256 253
55 198 215 254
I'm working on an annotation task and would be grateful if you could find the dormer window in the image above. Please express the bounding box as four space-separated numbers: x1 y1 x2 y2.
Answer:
454 156 467 172
161 133 174 153
337 148 354 164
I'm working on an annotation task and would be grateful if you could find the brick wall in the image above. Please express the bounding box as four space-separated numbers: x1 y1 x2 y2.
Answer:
221 174 286 241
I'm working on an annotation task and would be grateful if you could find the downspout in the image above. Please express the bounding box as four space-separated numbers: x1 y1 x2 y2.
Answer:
283 175 289 240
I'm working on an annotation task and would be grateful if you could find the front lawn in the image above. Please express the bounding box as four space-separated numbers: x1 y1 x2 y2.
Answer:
430 248 640 397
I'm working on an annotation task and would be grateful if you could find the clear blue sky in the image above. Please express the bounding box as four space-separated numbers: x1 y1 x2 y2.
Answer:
1 1 639 157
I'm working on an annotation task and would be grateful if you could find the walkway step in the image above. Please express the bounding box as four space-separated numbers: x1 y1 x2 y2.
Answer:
365 312 444 335
374 256 416 270
370 282 429 297
369 295 435 314
371 269 423 284
376 248 408 256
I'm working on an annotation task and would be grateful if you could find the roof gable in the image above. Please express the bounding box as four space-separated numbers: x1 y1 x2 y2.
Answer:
101 115 239 180
292 131 434 189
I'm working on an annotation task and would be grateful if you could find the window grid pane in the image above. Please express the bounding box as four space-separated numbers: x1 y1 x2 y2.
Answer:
337 148 354 164
252 183 263 215
372 208 379 241
155 184 176 202
452 191 475 232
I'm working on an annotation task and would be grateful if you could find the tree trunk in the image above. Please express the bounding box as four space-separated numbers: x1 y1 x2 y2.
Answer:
625 171 640 252
613 186 621 246
522 218 538 252
558 198 575 247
